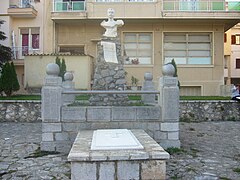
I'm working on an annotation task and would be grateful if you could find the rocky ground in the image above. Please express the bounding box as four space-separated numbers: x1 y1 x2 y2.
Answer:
0 121 240 180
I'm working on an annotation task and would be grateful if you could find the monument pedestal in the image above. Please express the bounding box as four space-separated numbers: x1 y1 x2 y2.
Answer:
90 37 128 106
68 129 169 180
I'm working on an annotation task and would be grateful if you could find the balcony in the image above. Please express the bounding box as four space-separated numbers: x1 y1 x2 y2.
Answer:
12 46 40 60
53 1 86 12
162 1 240 11
8 0 37 18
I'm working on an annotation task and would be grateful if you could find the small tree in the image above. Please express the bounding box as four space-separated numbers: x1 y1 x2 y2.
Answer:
168 59 180 88
55 56 66 81
0 62 20 96
0 20 12 70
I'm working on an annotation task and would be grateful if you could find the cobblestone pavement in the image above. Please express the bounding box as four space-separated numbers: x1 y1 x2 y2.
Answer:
0 121 240 180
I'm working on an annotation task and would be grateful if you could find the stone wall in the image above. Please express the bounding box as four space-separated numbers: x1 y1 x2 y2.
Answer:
0 100 41 122
0 100 239 123
180 100 240 122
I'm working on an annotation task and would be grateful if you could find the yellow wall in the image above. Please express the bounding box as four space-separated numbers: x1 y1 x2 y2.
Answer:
54 22 225 95
24 55 93 89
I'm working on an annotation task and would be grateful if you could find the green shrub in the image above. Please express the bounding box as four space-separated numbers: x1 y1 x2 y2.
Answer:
0 62 20 96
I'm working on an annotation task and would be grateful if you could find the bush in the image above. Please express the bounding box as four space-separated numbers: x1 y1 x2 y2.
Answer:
0 62 20 96
55 57 66 81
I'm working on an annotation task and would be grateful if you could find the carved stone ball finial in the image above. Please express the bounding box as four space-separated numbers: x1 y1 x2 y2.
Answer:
64 72 74 82
144 72 153 81
46 63 60 77
162 64 175 77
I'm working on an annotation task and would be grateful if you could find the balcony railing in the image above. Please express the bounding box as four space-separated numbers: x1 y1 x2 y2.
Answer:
162 1 240 11
53 1 86 12
12 46 40 59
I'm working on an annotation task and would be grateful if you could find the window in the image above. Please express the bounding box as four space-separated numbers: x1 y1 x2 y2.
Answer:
232 35 240 45
164 32 212 65
236 58 240 69
123 32 152 65
18 27 40 58
59 46 85 54
224 33 227 43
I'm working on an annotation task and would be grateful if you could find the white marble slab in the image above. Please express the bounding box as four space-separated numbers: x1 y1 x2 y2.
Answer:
101 41 118 63
91 129 144 150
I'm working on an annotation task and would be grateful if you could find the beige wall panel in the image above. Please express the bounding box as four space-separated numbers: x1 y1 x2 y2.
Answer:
125 67 154 86
89 3 158 18
163 24 212 32
24 56 92 89
224 30 231 55
0 1 9 14
43 1 54 53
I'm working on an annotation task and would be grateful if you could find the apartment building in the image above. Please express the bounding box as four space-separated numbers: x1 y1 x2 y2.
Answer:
1 0 240 95
0 0 43 93
224 23 240 86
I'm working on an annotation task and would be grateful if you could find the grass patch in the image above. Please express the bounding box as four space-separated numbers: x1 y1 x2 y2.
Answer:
0 95 232 101
24 147 60 159
219 177 231 180
233 168 240 173
0 95 40 100
75 95 90 100
166 147 186 155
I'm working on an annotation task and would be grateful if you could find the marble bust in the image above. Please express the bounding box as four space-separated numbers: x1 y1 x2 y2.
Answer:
101 8 124 38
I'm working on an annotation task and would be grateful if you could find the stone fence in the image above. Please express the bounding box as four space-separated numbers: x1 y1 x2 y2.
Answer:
0 100 239 123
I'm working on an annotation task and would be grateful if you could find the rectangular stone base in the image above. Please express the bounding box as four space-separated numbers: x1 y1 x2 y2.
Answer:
68 129 170 180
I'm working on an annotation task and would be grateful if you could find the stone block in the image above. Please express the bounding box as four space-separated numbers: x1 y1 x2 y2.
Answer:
71 162 96 180
160 139 181 149
55 141 72 153
62 107 86 122
147 122 160 131
112 107 136 121
42 133 54 141
99 162 115 180
55 132 69 141
141 160 166 180
41 142 56 152
168 131 179 140
87 107 111 121
117 161 139 180
160 122 179 132
153 131 167 141
161 87 179 121
42 123 61 132
62 123 80 132
136 106 161 120
41 86 62 122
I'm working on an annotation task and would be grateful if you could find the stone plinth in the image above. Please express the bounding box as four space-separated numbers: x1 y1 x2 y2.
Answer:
68 129 169 180
89 37 128 106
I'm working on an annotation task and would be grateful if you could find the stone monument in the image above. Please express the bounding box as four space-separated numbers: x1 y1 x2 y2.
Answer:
89 8 128 106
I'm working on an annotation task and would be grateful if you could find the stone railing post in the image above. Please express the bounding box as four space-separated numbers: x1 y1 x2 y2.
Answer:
41 63 63 151
62 72 75 105
159 64 180 148
141 72 156 105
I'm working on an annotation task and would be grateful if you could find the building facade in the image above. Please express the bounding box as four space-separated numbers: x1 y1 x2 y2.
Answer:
1 0 240 95
224 23 240 86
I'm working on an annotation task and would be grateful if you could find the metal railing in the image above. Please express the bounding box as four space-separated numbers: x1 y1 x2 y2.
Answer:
11 46 40 59
63 90 159 95
9 0 34 8
53 1 86 12
162 0 240 11
95 0 155 2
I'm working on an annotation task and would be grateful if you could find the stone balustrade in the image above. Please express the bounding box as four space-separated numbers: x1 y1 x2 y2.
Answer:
0 100 238 123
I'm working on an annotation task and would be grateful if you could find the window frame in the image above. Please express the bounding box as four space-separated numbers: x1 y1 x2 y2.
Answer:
163 32 213 66
122 32 153 66
236 58 240 69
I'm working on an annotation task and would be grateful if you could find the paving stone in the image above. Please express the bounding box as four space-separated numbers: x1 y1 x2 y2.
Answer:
0 122 240 179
